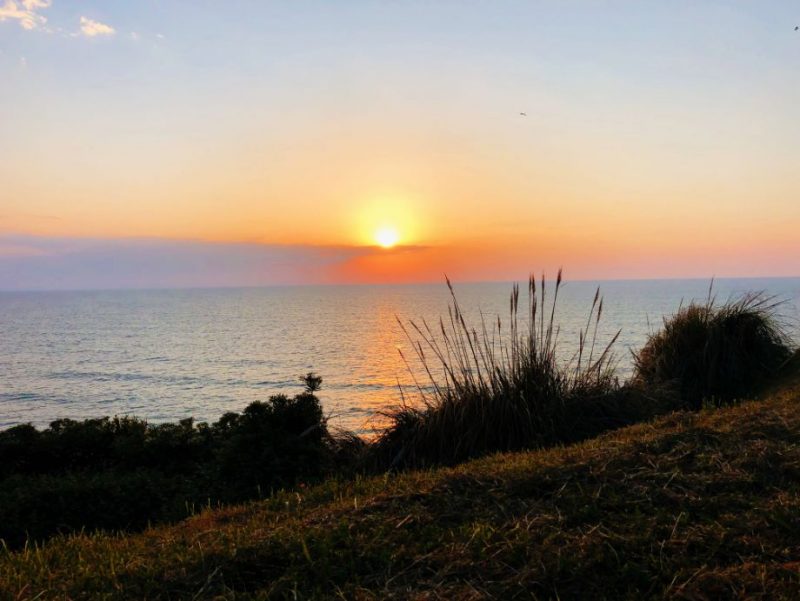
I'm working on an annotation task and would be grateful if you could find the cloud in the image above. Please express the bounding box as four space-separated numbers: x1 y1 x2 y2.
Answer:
0 242 49 257
0 2 117 39
0 235 381 290
0 0 50 30
79 15 114 37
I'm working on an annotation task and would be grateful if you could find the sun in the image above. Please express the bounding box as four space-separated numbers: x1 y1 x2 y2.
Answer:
375 226 400 248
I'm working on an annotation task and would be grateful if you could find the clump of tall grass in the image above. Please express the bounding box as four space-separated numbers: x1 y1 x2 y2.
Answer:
633 291 794 409
373 272 646 469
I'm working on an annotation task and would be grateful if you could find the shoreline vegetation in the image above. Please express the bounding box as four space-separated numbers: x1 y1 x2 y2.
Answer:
1 275 798 598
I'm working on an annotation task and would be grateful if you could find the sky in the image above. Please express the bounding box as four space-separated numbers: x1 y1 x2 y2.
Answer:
1 1 799 289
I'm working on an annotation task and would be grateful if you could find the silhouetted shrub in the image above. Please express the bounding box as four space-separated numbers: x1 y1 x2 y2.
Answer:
0 374 346 547
213 389 327 499
0 416 212 479
633 293 793 409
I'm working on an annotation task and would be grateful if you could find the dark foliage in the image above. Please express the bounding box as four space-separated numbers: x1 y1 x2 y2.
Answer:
633 292 794 409
0 375 344 547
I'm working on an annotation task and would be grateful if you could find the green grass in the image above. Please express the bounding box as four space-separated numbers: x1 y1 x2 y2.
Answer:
3 354 800 599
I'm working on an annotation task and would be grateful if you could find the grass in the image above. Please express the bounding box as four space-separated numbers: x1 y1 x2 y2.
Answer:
2 353 800 599
372 272 642 469
634 291 794 409
1 275 798 598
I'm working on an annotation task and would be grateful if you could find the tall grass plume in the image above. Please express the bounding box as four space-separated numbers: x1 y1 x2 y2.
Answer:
373 271 646 468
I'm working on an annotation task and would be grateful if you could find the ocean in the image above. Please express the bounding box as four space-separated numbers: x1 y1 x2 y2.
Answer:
1 278 798 433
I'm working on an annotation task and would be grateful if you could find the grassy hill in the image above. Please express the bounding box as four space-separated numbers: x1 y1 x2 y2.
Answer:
2 357 799 599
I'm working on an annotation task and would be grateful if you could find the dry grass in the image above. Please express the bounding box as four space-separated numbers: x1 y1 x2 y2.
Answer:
3 353 800 599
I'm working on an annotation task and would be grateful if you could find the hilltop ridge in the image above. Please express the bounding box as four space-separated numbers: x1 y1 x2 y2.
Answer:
2 354 800 599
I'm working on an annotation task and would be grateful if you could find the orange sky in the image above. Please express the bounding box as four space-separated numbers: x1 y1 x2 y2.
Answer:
1 2 799 288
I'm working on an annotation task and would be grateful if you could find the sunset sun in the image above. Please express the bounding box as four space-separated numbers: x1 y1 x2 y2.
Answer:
375 226 400 248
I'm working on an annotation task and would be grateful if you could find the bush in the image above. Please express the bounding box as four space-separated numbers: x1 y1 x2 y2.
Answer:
371 273 648 469
0 374 345 547
633 292 794 409
213 389 328 499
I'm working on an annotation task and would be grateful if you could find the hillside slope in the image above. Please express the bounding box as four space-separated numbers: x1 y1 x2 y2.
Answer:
3 360 800 600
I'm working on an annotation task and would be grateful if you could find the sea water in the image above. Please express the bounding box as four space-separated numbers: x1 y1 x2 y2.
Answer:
1 278 798 433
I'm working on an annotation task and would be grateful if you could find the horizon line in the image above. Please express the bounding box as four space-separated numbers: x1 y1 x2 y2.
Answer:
2 273 799 294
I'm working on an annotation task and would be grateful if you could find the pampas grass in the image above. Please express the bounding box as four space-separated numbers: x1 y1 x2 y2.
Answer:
373 271 636 468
